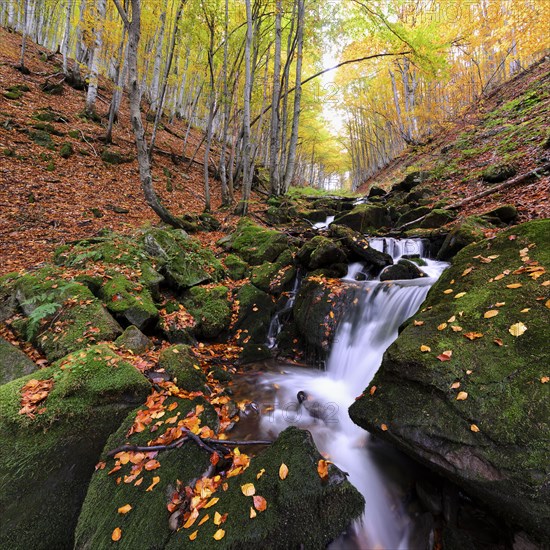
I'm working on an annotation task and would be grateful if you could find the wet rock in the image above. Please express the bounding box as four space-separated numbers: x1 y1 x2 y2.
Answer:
397 206 432 227
333 204 390 233
368 186 387 198
481 163 517 184
419 209 456 229
158 344 207 391
380 259 427 281
234 283 276 345
182 285 231 339
437 215 491 260
394 171 431 192
240 342 272 363
0 273 18 322
225 253 249 280
251 251 296 294
350 220 550 543
115 325 151 354
0 345 149 550
484 204 518 224
296 235 347 270
0 337 38 385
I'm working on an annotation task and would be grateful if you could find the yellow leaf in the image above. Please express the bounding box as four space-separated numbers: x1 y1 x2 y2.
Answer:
464 332 483 340
111 528 122 542
183 509 199 529
509 322 527 337
329 311 334 319
451 325 463 332
495 302 505 307
450 382 460 389
466 369 473 375
454 292 466 299
456 391 468 401
213 529 225 540
189 530 198 541
443 289 453 294
198 514 210 526
462 267 473 277
214 511 222 525
146 476 160 492
117 504 132 514
437 323 447 331
506 283 522 289
520 308 530 313
241 483 255 496
545 299 550 308
447 315 456 323
413 320 424 326
256 468 265 480
470 424 480 432
484 310 499 319
250 507 257 518
279 463 289 480
420 345 431 352
204 497 219 508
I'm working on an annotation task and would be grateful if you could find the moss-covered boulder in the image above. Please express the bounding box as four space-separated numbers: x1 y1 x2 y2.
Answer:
220 218 289 265
251 251 296 295
379 259 427 281
99 275 158 330
0 336 38 385
437 215 491 260
158 345 207 391
350 220 550 543
166 427 364 549
368 186 387 198
115 325 151 354
296 236 347 271
234 284 276 345
393 170 431 192
483 204 518 225
419 209 456 229
183 286 232 339
0 345 150 550
333 204 390 233
396 206 432 227
74 395 217 550
481 163 517 184
225 253 249 280
14 269 122 361
144 228 223 290
329 225 393 275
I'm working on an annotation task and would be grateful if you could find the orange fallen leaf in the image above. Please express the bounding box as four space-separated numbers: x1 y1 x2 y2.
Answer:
541 376 549 384
213 529 225 540
494 338 503 346
506 283 522 289
451 325 463 332
198 514 210 526
317 459 329 480
437 323 447 331
437 350 453 362
241 483 255 496
456 391 468 401
450 382 460 389
144 459 160 471
111 527 122 542
250 507 257 518
413 320 424 326
279 463 289 480
256 469 265 480
146 476 160 492
470 424 480 432
464 332 483 340
462 267 473 277
484 310 499 319
420 345 431 352
253 495 267 512
118 504 132 514
443 289 453 294
189 530 198 541
369 385 377 395
183 509 199 529
380 423 388 431
204 497 219 508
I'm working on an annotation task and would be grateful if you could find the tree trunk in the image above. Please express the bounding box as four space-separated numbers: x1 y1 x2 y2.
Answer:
269 0 282 196
85 0 107 115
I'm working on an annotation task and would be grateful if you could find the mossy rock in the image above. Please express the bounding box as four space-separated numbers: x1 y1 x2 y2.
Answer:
0 345 149 550
99 275 158 331
483 204 518 224
164 427 364 549
437 216 491 260
333 204 390 233
33 108 64 122
225 254 249 280
4 90 23 100
183 286 232 339
220 218 289 266
350 220 550 543
394 171 431 192
419 209 456 229
74 391 218 550
396 206 432 227
379 259 427 281
14 268 122 360
296 236 347 271
481 163 517 184
368 186 387 198
59 142 74 158
0 336 38 385
115 325 151 354
234 284 276 345
158 345 206 391
251 250 296 294
143 228 223 290
28 129 55 149
100 149 132 165
0 272 19 321
239 342 273 364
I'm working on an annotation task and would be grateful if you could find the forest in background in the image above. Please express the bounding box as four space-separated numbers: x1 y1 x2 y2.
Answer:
1 0 548 207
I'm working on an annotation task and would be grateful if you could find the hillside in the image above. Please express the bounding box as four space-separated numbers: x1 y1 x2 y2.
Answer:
358 57 550 227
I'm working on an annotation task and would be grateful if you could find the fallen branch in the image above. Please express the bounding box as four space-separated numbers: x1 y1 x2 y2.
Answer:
395 163 550 232
79 129 98 157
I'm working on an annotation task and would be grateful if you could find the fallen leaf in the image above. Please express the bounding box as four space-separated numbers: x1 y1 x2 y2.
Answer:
509 322 527 337
484 310 499 319
317 459 329 480
454 292 467 299
506 283 522 289
494 338 504 346
241 483 255 496
381 423 388 431
456 391 468 401
450 381 460 389
189 531 198 541
146 476 160 492
213 511 223 525
249 507 257 518
545 299 550 309
437 323 447 331
213 529 225 540
495 302 505 307
253 495 267 512
369 385 377 395
413 320 424 326
111 528 122 542
541 376 549 384
144 459 160 471
462 267 473 277
443 289 453 294
466 369 473 375
279 463 289 480
183 509 199 529
520 308 530 313
470 424 480 432
204 497 219 509
451 325 463 332
437 350 453 362
199 514 210 526
420 345 431 352
118 504 132 514
464 332 483 340
447 315 456 323
256 469 265 480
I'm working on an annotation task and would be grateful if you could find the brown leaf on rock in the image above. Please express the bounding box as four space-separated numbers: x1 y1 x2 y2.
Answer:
464 332 483 340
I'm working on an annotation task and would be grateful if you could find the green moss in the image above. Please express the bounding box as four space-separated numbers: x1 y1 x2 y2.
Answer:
234 284 276 345
59 142 74 158
28 129 55 149
101 149 130 164
220 219 289 266
225 253 249 280
251 250 296 294
158 345 207 391
0 336 38 384
350 220 550 541
0 345 149 550
333 204 390 233
183 286 231 339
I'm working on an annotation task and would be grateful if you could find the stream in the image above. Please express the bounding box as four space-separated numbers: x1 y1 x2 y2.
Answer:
232 237 448 549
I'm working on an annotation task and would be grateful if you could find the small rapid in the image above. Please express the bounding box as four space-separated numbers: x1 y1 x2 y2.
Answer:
238 238 448 548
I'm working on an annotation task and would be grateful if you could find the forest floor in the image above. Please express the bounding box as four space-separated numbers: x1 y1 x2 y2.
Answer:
1 26 549 277
357 57 550 227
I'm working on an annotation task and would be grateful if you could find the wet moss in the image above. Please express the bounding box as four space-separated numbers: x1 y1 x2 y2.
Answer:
158 345 207 391
224 253 249 280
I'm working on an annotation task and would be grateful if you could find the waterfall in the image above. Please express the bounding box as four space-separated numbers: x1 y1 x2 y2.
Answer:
266 273 302 349
251 239 447 548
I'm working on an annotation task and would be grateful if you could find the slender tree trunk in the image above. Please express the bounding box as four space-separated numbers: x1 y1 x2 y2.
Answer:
149 10 166 113
18 0 29 70
61 0 72 74
85 0 107 115
219 0 231 206
269 0 282 196
106 31 128 144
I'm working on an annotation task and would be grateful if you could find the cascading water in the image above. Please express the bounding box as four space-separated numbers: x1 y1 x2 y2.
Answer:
250 239 448 548
266 274 302 349
313 215 335 230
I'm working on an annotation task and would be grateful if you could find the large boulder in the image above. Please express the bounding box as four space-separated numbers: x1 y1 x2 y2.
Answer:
0 345 150 550
219 218 289 266
333 204 390 233
0 336 38 385
115 325 152 354
296 236 347 270
437 215 492 260
481 163 517 184
379 259 427 281
158 344 208 391
251 250 296 295
350 220 550 543
234 284 276 347
182 285 232 339
393 170 431 192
